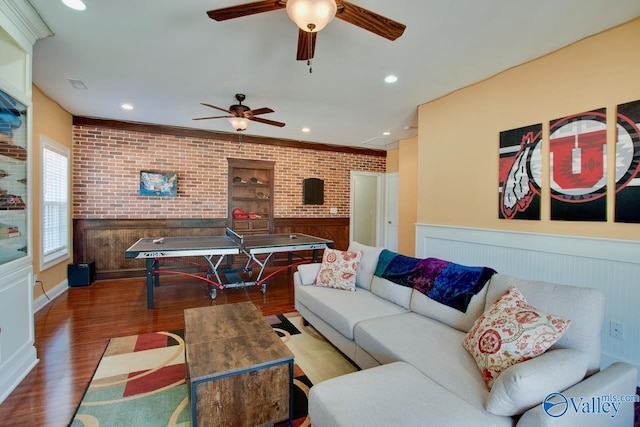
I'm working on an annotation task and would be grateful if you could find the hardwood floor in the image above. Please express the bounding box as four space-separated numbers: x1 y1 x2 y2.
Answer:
0 270 296 427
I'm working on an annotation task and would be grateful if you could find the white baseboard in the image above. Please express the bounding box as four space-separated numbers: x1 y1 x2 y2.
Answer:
33 279 69 313
0 345 38 404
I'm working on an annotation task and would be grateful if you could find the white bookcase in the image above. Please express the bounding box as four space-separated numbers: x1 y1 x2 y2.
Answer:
0 0 50 404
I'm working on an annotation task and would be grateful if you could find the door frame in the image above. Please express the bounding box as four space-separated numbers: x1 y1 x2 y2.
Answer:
349 171 385 246
384 172 399 251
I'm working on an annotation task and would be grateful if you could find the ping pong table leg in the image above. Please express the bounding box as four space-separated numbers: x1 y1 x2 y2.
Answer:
153 258 160 287
146 258 155 309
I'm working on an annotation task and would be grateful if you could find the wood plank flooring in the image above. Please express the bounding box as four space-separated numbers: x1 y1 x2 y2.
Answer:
0 270 296 427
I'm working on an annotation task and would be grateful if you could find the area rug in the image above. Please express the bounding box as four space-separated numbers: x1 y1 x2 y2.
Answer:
69 313 357 426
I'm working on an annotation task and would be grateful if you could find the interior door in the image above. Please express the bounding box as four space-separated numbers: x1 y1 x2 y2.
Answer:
384 172 399 251
350 172 384 247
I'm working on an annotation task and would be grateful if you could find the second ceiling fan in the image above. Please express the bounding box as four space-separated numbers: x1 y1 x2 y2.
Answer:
193 93 285 132
207 0 406 62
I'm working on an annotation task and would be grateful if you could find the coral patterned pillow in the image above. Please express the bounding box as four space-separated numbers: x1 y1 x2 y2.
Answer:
462 286 571 390
314 248 362 291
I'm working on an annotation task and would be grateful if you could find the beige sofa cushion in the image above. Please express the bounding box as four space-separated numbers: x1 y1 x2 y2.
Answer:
486 274 605 375
296 263 321 285
410 281 489 332
309 361 511 427
348 241 383 291
486 348 589 416
353 312 492 411
295 284 408 340
370 276 413 310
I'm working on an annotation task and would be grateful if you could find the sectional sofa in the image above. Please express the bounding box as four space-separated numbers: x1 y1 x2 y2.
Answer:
293 242 638 426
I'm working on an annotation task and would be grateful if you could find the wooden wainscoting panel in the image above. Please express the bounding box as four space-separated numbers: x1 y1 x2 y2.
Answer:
73 218 349 279
274 217 349 250
273 217 349 265
73 219 229 279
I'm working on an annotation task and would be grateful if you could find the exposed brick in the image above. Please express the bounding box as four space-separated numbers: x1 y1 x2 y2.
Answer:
72 126 386 219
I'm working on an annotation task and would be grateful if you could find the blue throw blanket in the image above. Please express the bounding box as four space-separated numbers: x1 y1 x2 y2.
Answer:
374 250 496 313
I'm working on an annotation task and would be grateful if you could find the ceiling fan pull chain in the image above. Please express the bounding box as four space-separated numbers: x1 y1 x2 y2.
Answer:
307 30 313 73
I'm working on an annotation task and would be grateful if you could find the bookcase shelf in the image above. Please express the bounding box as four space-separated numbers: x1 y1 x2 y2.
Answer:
227 158 275 235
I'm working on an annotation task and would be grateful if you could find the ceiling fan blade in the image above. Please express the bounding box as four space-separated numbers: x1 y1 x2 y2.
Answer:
296 29 317 61
207 0 285 21
201 103 232 114
336 1 406 41
250 116 286 127
248 107 274 116
193 115 233 121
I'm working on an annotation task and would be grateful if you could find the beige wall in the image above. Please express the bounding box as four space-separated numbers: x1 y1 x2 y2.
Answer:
417 18 640 241
386 148 398 173
398 136 418 255
383 143 417 255
32 86 73 297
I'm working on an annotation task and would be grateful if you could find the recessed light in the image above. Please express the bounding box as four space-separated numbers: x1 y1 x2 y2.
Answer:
302 127 310 133
383 131 391 136
384 75 398 84
121 104 134 111
62 0 86 11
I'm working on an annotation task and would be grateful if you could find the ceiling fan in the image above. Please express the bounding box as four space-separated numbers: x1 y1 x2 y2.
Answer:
193 93 285 132
207 0 406 62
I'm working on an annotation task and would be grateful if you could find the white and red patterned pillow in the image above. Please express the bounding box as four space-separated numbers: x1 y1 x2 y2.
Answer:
314 248 362 291
462 286 571 390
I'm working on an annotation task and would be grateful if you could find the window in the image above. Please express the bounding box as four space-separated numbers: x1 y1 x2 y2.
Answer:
41 136 70 269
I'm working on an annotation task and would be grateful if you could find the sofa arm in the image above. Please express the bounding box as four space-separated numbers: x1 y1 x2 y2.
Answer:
516 362 638 427
294 263 322 286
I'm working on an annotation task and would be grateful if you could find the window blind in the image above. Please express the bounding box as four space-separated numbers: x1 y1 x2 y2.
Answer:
42 138 69 266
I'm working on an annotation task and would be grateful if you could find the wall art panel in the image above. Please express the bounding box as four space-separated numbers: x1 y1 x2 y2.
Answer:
549 109 607 221
499 124 542 220
614 100 640 223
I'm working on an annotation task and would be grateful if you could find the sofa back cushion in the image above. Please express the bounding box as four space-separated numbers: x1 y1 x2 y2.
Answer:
370 276 413 310
485 274 605 375
348 241 383 291
296 263 322 285
410 282 489 332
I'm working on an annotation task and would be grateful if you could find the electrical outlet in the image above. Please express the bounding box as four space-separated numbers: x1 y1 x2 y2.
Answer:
610 321 624 339
33 274 38 287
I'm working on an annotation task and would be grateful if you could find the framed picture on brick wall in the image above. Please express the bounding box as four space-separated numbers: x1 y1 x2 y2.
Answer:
139 171 178 197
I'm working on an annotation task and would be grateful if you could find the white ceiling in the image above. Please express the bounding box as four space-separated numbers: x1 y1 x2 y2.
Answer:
29 0 640 150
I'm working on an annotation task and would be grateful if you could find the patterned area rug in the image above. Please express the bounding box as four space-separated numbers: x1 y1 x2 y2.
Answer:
69 313 357 426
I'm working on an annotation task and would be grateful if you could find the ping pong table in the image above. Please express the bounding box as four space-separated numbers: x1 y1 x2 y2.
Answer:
125 228 333 308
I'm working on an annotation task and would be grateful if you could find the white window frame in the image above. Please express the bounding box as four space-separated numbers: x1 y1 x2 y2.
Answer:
40 135 70 270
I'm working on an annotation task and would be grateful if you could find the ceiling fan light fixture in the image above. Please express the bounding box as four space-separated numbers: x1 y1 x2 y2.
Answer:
286 0 337 33
228 116 249 132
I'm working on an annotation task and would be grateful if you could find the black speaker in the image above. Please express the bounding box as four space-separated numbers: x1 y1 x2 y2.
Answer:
68 262 96 287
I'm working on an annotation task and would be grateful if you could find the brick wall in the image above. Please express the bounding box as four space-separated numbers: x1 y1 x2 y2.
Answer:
72 125 386 219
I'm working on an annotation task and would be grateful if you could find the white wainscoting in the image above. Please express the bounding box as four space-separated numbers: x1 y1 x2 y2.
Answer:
416 224 640 383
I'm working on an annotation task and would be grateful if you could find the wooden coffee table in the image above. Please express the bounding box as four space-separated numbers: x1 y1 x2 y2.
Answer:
184 302 294 426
